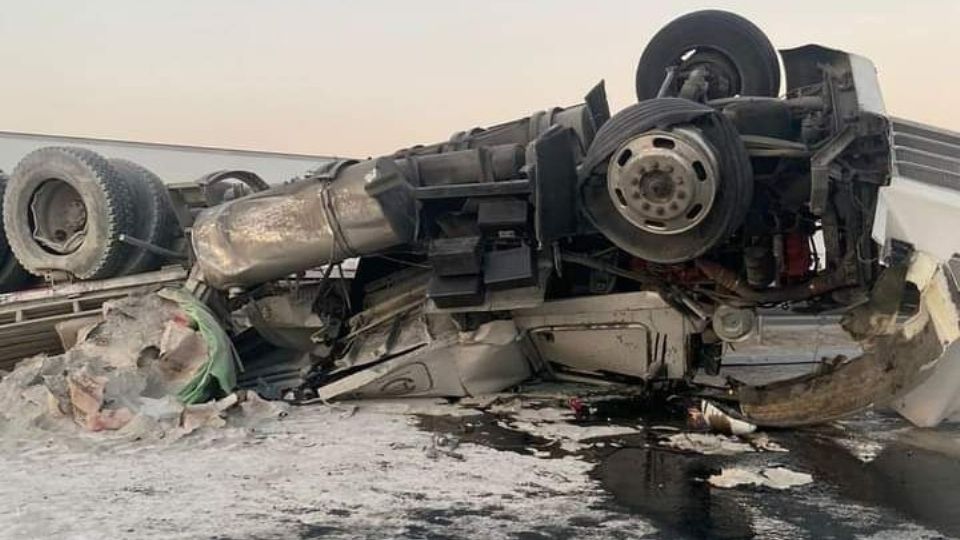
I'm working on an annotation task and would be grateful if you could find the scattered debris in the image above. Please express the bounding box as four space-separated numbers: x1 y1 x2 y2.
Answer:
0 290 272 441
663 433 757 456
425 433 464 460
690 400 757 435
708 466 813 490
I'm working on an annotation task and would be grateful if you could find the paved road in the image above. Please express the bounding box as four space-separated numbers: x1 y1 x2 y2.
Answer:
2 387 958 539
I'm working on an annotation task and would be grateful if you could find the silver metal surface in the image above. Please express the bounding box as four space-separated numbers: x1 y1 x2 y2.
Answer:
711 305 757 342
512 291 692 380
192 159 410 289
316 318 531 400
872 119 960 263
890 117 960 190
605 128 718 235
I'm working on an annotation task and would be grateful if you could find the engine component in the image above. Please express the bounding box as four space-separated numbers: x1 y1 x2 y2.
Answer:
428 274 483 309
782 232 812 283
721 98 796 140
695 258 849 303
743 243 775 288
483 244 536 291
4 147 136 280
429 236 482 277
711 305 757 342
605 128 718 235
635 10 781 101
581 98 753 263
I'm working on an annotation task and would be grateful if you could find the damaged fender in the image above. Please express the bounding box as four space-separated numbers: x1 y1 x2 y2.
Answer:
737 252 960 427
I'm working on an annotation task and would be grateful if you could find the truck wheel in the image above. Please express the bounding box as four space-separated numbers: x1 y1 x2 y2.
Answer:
109 159 179 275
580 98 753 263
635 10 780 101
0 173 32 292
3 147 135 280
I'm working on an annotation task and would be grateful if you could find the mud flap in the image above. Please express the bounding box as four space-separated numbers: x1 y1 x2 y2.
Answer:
737 252 960 427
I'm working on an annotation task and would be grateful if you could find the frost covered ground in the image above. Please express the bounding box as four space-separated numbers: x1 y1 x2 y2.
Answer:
3 389 960 539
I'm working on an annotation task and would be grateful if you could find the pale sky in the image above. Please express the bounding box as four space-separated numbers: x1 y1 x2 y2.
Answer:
0 0 957 157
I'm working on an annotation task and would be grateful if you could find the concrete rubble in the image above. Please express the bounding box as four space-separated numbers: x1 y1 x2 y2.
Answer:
0 291 285 441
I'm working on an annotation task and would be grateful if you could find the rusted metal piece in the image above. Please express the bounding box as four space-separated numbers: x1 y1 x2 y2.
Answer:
738 314 944 426
737 254 960 427
695 259 848 303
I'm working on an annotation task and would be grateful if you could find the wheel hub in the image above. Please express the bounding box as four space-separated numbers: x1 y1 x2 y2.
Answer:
606 127 719 235
30 179 88 254
681 48 741 100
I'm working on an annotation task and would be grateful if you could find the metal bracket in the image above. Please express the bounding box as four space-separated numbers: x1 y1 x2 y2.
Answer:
809 125 856 215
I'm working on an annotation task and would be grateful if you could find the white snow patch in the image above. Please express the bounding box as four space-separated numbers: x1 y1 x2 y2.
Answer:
504 404 642 451
708 466 813 490
0 405 655 539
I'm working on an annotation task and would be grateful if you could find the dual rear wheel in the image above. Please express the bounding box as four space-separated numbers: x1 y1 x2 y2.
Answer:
0 147 178 286
582 10 780 263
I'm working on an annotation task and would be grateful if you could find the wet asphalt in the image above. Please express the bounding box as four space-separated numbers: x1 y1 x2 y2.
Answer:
417 397 960 540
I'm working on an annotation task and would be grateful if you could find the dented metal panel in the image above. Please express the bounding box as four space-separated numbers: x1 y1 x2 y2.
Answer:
511 292 691 380
192 159 411 289
316 319 530 400
738 253 960 426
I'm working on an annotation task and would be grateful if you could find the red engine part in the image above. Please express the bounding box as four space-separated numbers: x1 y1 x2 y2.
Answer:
782 232 812 283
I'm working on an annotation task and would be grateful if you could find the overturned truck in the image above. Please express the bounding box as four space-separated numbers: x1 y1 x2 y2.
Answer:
3 10 960 427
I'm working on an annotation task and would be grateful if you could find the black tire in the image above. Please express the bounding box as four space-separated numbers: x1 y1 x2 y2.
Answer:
636 10 780 101
581 98 753 263
4 147 136 280
109 159 179 275
0 173 32 292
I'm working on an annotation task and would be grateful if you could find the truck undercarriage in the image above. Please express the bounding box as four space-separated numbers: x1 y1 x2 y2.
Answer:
2 10 960 429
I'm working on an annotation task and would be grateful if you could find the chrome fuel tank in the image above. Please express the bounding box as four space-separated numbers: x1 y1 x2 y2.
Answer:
192 159 412 289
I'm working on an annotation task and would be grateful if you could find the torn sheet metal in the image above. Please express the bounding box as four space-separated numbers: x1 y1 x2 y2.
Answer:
315 318 530 401
738 252 960 427
890 258 960 425
236 286 331 352
867 119 960 425
511 291 692 380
